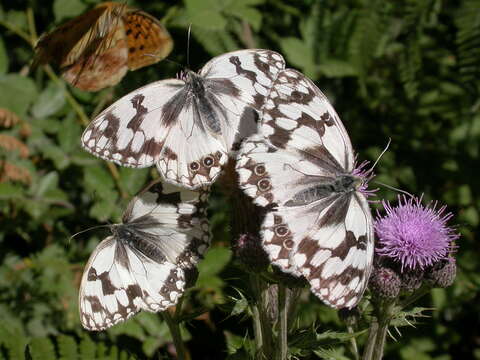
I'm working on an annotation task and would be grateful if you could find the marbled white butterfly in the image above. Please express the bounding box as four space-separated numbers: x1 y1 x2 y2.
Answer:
82 49 285 189
79 179 210 331
236 69 374 308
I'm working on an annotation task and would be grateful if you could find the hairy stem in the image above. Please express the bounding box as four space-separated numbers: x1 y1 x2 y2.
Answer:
371 300 395 360
347 325 360 360
362 317 379 360
251 275 275 358
162 310 187 360
276 284 288 360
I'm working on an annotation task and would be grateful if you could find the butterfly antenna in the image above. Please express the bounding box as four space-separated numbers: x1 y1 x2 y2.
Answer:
367 137 391 175
187 24 192 69
68 224 111 244
373 181 415 198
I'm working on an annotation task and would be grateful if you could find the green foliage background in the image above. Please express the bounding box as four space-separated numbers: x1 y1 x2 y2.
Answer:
0 0 479 358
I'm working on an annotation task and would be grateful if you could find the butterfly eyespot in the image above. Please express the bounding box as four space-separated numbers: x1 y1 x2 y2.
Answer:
189 161 200 171
254 164 266 176
273 215 283 224
275 226 289 237
203 156 214 167
257 179 271 191
283 239 294 249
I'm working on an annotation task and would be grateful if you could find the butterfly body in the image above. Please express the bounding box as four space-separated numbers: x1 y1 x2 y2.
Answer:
79 180 210 331
237 69 374 309
82 49 286 189
284 174 361 208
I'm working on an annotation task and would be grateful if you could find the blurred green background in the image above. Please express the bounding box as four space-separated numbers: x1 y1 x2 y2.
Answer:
0 0 479 359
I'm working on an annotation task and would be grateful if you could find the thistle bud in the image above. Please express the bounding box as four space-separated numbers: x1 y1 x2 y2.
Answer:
425 257 456 288
369 266 401 299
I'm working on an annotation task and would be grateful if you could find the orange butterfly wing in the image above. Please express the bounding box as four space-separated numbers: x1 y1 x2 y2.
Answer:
33 2 173 91
33 5 111 68
61 18 129 92
124 10 173 70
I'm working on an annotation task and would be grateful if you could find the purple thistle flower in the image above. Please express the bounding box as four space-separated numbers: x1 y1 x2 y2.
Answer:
374 196 459 271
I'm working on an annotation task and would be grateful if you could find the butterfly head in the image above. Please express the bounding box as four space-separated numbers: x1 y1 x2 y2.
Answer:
352 160 376 197
112 223 136 244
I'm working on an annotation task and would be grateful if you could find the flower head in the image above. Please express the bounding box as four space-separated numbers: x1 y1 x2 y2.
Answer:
369 266 401 299
425 257 457 288
374 196 459 271
232 233 269 272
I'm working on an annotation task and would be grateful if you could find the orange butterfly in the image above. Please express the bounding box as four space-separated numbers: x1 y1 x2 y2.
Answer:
33 2 173 91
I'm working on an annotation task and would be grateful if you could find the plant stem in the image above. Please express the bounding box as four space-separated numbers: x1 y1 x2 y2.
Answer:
251 275 275 359
251 297 264 357
347 325 360 360
362 317 379 360
162 310 187 360
276 284 288 360
371 300 395 360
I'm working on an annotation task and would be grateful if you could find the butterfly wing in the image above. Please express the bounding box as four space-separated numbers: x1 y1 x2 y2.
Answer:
79 180 210 331
200 49 286 150
124 179 211 266
33 4 110 68
82 78 185 167
83 49 285 189
124 10 173 70
237 69 374 308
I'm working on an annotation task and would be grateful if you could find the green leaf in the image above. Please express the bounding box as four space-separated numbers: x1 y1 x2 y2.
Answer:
224 1 263 31
0 183 24 199
107 318 146 340
0 35 8 74
190 11 227 30
313 347 350 360
42 144 70 170
57 118 82 153
224 330 250 355
33 171 59 197
83 166 115 196
197 246 232 279
0 322 28 360
4 10 28 30
142 338 162 358
88 190 119 221
280 37 316 78
31 83 66 119
185 0 227 30
191 27 238 55
29 337 56 360
58 335 78 360
118 168 150 196
79 336 96 359
318 60 358 78
0 74 38 117
53 0 87 23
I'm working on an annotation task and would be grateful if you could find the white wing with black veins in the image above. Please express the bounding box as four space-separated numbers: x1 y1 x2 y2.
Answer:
82 49 285 189
236 69 374 309
79 179 210 331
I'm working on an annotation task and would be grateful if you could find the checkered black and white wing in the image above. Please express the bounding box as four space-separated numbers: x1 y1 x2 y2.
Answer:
82 49 285 189
79 180 210 331
236 69 374 309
